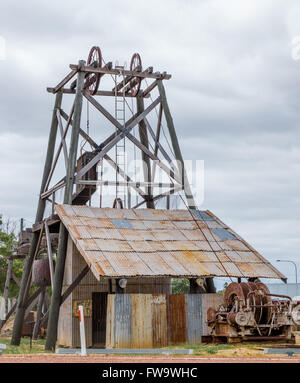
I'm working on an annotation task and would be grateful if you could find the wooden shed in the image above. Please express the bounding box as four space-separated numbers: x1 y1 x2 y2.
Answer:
55 204 284 348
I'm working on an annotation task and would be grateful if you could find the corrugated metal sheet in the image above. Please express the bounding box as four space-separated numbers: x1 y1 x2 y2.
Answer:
106 293 218 348
114 294 131 348
167 294 187 345
186 294 202 344
55 205 285 280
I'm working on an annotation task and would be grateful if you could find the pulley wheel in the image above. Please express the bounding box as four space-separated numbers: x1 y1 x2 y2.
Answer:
255 281 272 324
129 53 142 96
224 282 245 309
86 46 102 95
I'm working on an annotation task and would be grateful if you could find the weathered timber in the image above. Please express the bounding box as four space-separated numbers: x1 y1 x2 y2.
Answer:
157 80 196 209
136 91 154 208
11 91 63 346
69 64 171 80
46 61 85 351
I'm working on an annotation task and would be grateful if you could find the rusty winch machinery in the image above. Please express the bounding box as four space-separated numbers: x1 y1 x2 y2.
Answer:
207 281 300 342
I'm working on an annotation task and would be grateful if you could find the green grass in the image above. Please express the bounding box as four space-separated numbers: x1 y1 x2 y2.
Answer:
0 336 47 355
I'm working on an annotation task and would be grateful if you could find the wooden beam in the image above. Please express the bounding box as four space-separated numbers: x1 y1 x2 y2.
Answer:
0 302 17 331
112 67 153 92
76 92 161 180
2 258 13 317
142 79 159 97
44 104 74 192
69 64 171 80
60 108 147 200
46 60 86 352
157 80 196 209
133 185 183 208
76 180 177 188
40 265 90 329
151 103 163 183
136 92 154 208
60 265 90 304
11 91 63 346
41 178 65 200
52 69 78 93
69 61 112 90
47 87 149 98
32 287 46 339
79 93 181 185
56 110 69 171
45 221 55 290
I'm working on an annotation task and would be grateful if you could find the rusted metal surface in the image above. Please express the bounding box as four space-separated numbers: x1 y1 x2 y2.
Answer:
32 259 53 286
106 293 218 348
167 294 187 345
207 281 298 342
55 205 285 280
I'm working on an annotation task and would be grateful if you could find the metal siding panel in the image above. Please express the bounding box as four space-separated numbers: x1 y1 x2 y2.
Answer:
110 219 133 229
142 220 176 230
114 294 131 348
130 294 153 348
55 205 283 280
106 294 115 348
156 251 191 275
101 252 139 276
162 241 199 251
94 239 133 252
151 230 185 241
186 294 202 344
104 208 126 219
134 209 168 221
201 294 224 336
127 240 154 252
151 294 167 347
137 252 176 275
84 250 116 276
180 229 206 241
117 228 144 241
173 221 200 230
164 210 193 221
72 205 95 217
225 240 250 251
211 228 236 240
170 251 210 276
167 294 187 345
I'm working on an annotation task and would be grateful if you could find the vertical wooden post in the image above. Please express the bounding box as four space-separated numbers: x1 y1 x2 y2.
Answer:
157 80 196 209
0 258 13 330
205 277 216 293
45 60 85 351
11 91 63 346
136 91 155 209
32 287 46 339
3 258 13 316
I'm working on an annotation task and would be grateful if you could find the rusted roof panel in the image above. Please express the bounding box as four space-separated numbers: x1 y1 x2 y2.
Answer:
56 205 285 280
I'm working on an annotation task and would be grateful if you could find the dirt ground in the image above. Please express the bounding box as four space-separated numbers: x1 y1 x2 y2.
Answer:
0 354 300 363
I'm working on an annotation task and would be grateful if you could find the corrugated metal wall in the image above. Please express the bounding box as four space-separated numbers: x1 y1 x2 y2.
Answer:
106 293 223 348
57 238 171 348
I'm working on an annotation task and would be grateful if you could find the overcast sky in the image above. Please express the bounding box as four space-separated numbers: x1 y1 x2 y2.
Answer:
0 0 300 285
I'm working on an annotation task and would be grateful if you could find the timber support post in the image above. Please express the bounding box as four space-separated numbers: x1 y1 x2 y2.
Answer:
136 91 154 208
11 90 63 346
45 60 85 351
157 80 196 209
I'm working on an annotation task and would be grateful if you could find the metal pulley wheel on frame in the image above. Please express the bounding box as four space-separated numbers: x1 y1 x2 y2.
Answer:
129 53 142 96
85 46 102 95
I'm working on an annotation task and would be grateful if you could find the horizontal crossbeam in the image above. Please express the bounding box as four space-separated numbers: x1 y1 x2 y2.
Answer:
70 64 171 80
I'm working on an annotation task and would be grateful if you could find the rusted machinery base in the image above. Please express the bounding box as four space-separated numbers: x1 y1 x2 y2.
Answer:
201 335 295 344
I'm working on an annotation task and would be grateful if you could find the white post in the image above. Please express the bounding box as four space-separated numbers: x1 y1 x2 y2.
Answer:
78 305 87 356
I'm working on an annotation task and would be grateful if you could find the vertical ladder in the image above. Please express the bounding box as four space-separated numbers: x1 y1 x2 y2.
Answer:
114 66 126 207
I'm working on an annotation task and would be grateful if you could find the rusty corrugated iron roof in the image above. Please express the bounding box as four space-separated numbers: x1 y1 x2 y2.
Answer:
55 205 285 281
